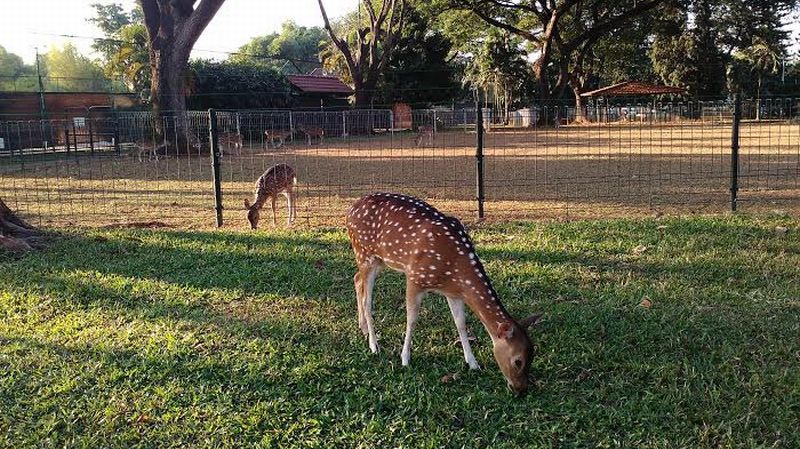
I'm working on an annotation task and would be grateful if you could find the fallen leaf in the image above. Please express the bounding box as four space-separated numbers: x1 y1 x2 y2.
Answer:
632 244 649 255
441 372 460 383
639 296 653 309
656 225 668 230
775 226 789 235
134 414 150 424
314 260 325 270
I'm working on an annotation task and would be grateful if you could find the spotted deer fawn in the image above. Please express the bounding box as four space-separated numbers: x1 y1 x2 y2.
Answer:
346 193 542 395
218 132 243 157
264 129 293 148
414 124 434 147
297 125 325 145
244 164 297 228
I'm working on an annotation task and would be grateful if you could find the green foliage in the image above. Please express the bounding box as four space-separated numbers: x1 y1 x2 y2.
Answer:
0 45 36 91
40 43 112 92
186 60 293 110
375 7 464 106
462 31 536 109
231 21 328 74
88 2 150 95
648 0 796 98
1 216 799 447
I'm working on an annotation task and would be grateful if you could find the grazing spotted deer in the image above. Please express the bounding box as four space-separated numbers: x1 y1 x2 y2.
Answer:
414 124 434 147
244 163 297 228
264 129 293 149
297 125 325 145
132 140 159 162
218 131 243 157
346 193 542 395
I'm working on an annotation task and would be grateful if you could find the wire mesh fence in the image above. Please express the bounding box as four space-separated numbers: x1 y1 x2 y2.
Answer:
1 98 798 229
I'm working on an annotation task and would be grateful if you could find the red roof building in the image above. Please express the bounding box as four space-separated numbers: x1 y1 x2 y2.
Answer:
286 75 353 108
286 75 353 95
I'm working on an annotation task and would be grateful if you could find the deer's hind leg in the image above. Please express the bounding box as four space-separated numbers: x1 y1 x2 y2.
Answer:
354 258 382 353
283 189 295 225
270 196 277 226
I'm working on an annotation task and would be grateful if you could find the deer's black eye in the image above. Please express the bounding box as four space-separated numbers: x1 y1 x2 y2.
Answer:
514 359 523 369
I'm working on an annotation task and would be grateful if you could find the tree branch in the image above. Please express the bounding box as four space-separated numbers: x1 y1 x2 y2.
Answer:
178 0 226 54
563 0 664 52
318 0 359 81
138 0 161 46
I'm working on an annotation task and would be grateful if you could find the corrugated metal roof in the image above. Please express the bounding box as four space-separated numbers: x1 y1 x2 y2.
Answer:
581 81 687 97
286 75 353 95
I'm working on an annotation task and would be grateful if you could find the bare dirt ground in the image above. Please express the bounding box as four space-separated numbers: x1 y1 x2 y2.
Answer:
1 121 797 229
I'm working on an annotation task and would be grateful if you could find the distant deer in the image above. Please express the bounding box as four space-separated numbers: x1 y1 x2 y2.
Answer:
132 140 159 162
346 193 542 395
297 125 325 145
244 163 297 229
414 124 434 147
217 131 243 157
264 129 293 149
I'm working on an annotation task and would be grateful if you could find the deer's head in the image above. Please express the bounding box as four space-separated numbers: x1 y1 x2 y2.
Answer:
244 199 259 229
492 314 542 396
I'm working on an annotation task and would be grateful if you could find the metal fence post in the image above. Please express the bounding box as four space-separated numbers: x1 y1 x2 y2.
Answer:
209 108 223 227
476 105 485 219
112 112 121 156
88 118 95 155
730 94 741 212
342 111 347 138
288 111 294 142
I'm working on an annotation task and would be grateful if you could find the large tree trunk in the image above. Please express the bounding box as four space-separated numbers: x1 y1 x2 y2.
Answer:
140 0 226 154
0 198 45 252
573 87 587 124
148 41 197 154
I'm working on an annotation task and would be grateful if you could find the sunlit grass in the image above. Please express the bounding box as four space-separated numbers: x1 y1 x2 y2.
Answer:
1 214 799 447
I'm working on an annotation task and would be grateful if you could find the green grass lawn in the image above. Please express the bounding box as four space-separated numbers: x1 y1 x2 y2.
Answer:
1 215 798 448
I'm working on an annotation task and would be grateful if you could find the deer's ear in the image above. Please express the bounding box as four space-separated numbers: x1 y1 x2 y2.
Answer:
520 313 543 330
497 322 515 340
244 199 251 210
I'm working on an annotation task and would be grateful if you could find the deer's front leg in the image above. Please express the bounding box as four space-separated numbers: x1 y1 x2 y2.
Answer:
401 280 425 367
447 297 480 370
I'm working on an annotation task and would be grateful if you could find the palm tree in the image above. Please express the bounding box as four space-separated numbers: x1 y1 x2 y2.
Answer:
737 37 781 121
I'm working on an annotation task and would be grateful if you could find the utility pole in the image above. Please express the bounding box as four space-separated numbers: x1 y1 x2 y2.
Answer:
35 46 50 149
35 47 47 120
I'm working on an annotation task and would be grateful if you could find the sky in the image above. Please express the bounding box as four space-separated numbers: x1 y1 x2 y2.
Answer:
0 0 799 65
0 0 357 64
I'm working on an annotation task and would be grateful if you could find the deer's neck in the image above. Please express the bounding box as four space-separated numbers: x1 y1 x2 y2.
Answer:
251 191 269 210
457 270 516 342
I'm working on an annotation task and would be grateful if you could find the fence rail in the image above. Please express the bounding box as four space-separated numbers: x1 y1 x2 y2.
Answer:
1 99 798 229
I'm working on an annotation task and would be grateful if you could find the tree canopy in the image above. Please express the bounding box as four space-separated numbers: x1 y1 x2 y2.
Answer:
186 59 293 110
0 46 36 91
41 43 112 92
231 21 328 74
89 2 150 95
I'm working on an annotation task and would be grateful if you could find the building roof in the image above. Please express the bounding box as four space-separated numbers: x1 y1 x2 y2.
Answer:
286 75 353 95
580 81 687 98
